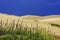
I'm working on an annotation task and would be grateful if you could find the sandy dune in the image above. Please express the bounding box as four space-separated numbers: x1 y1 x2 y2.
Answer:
0 13 60 37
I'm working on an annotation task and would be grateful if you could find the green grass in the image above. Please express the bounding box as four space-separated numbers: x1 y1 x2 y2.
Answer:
0 20 57 40
51 23 60 27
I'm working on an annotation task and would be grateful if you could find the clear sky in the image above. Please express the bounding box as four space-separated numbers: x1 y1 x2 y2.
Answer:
0 0 60 16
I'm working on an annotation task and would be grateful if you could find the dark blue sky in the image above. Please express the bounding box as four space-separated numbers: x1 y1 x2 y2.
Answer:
0 0 60 16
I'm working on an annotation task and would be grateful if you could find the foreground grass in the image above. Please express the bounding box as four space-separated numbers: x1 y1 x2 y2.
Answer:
0 20 57 40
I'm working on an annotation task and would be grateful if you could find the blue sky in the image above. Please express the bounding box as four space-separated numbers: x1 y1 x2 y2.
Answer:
0 0 60 16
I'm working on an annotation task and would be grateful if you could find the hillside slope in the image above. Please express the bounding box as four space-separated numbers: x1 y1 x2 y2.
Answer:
0 13 60 37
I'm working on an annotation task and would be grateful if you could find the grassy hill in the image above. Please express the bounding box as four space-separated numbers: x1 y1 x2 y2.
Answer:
0 13 60 40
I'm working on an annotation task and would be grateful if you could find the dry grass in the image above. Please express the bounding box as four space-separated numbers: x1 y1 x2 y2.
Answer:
0 19 57 40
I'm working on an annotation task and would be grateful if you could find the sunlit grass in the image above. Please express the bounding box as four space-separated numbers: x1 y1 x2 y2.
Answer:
0 19 57 40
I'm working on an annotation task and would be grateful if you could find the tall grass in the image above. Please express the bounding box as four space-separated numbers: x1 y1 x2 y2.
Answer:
0 19 57 40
